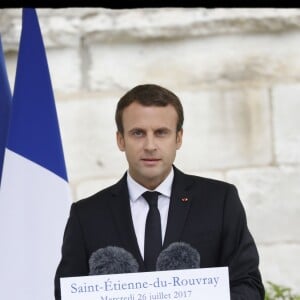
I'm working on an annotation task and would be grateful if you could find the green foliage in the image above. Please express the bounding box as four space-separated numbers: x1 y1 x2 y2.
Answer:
264 281 300 300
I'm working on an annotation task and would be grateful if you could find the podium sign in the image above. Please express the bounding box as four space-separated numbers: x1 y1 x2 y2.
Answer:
61 267 230 300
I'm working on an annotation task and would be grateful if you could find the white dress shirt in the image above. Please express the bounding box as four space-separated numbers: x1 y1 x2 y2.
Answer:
127 168 173 259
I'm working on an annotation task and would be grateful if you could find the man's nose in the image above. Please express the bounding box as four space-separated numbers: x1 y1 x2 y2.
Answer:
144 134 157 151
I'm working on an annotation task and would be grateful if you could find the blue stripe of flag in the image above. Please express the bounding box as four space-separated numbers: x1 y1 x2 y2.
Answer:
7 8 68 181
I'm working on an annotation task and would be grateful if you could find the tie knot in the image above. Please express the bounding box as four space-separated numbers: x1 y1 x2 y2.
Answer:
143 191 160 207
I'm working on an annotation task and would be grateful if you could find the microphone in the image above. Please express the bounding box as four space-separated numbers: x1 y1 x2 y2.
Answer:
156 242 200 271
89 246 139 275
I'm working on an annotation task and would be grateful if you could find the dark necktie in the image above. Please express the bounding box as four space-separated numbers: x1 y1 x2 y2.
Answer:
143 191 162 271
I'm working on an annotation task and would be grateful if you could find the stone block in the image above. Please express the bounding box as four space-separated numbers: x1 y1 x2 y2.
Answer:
75 176 120 201
47 48 81 93
82 8 300 42
3 8 300 50
273 84 300 164
174 88 272 171
87 31 300 91
258 244 300 294
226 167 300 244
56 93 128 182
187 170 225 182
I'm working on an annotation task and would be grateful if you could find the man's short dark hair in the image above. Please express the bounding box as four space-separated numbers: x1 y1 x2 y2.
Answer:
115 84 184 134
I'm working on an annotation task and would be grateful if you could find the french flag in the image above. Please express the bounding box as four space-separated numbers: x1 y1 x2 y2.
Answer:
0 8 71 300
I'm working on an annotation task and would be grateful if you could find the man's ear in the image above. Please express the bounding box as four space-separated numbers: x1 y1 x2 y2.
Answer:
176 128 183 150
116 131 125 151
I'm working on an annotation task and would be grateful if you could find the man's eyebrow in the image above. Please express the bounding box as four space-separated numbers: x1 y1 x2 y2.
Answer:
155 127 171 131
154 127 173 133
128 127 145 133
127 127 172 133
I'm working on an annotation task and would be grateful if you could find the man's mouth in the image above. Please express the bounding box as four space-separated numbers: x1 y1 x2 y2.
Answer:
141 158 160 161
141 158 161 165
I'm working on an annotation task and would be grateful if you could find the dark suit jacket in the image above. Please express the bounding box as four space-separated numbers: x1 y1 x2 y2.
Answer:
55 167 264 299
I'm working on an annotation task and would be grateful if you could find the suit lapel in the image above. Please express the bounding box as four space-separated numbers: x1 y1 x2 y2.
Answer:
163 167 195 248
108 168 195 269
109 173 144 269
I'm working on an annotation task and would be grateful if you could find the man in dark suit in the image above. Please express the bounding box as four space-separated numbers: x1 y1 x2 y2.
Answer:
55 84 264 299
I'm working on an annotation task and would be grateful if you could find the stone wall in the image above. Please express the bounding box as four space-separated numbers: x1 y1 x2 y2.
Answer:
1 7 300 292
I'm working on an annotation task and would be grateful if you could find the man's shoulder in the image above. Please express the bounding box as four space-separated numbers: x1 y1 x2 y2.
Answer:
73 175 127 210
175 167 234 191
191 174 232 188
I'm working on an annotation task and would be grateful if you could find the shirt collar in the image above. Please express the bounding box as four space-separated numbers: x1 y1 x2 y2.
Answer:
127 168 174 203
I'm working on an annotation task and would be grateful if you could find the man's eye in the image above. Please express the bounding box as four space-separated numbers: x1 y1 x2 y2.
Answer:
132 130 144 137
156 129 168 136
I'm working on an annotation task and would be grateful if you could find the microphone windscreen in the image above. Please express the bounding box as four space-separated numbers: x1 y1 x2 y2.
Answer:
89 246 139 275
156 242 200 271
